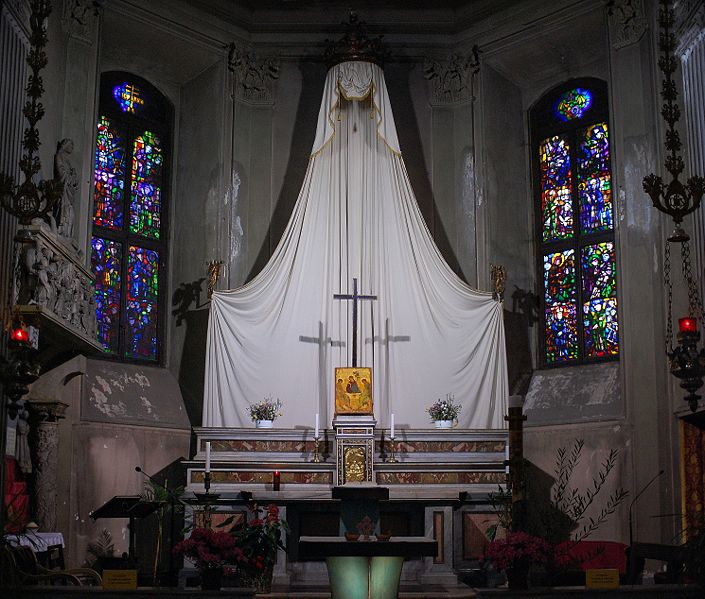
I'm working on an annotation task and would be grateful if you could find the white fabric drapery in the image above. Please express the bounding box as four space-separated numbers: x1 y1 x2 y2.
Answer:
203 61 508 429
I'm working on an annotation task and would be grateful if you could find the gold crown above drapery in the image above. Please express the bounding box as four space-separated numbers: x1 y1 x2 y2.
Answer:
323 12 387 68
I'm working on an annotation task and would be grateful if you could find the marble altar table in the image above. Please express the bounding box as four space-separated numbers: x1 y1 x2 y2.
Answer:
299 536 437 599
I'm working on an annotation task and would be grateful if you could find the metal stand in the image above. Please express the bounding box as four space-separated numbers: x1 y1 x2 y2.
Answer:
311 437 322 463
194 472 221 527
386 438 398 463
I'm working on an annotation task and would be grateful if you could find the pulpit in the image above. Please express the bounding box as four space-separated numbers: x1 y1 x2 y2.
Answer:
299 536 437 599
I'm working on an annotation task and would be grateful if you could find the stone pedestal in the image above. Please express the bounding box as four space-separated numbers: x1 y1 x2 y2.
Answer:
30 400 68 531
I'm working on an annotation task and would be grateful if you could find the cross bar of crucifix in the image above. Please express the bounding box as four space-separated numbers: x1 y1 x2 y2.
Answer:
333 278 377 367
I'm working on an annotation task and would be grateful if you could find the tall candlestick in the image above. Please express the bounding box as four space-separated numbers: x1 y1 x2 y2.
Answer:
315 413 320 439
205 441 211 473
390 413 395 439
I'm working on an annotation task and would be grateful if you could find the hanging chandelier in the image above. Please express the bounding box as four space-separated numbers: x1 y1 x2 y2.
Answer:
643 0 705 243
645 0 705 412
0 1 63 225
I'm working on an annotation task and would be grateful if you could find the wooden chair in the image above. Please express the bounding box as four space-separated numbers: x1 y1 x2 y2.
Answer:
1 544 102 586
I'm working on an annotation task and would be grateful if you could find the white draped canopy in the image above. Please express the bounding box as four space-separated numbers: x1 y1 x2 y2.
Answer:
203 61 508 430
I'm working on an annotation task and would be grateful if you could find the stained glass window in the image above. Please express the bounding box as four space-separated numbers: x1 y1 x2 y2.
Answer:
91 237 122 354
126 246 159 359
533 80 618 366
540 136 573 241
555 88 593 121
130 132 162 239
578 122 612 233
94 116 125 230
91 72 171 362
113 82 145 114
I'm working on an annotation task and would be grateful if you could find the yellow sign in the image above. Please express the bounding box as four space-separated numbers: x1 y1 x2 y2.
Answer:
585 568 619 589
102 569 138 590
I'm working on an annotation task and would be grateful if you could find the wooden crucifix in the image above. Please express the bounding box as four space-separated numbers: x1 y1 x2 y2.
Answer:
334 278 377 367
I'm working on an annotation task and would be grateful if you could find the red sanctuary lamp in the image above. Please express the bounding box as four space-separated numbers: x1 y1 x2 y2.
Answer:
679 317 698 334
670 315 705 412
10 324 29 344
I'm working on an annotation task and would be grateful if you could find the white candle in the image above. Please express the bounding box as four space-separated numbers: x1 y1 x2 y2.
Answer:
390 413 395 439
205 441 211 473
504 442 509 474
315 413 320 439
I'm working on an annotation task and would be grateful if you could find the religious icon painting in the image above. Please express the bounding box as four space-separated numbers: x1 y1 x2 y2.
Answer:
334 367 373 415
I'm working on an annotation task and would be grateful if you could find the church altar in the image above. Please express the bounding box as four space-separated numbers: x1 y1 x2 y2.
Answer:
185 426 507 585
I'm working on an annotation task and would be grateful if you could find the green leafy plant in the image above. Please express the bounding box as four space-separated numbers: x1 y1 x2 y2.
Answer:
142 477 185 585
486 485 513 542
84 528 115 573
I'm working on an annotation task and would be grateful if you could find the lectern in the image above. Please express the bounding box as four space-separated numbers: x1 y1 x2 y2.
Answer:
90 495 161 560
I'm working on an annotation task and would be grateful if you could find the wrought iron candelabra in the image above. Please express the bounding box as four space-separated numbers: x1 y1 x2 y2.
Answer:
646 1 705 411
0 1 63 225
643 0 704 242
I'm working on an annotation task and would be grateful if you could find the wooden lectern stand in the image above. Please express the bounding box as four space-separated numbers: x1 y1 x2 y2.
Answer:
90 496 161 561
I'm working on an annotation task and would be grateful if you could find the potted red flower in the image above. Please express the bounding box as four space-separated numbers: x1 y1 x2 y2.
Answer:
173 527 244 590
486 531 550 590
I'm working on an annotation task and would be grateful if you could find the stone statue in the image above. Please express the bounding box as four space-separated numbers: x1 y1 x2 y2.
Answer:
54 138 78 242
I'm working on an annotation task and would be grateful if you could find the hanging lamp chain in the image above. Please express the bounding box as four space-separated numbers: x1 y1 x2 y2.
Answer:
664 240 674 353
680 240 704 323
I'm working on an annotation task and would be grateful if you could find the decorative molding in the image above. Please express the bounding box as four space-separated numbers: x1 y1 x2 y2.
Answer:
424 48 479 107
676 0 705 58
3 0 31 38
607 0 649 49
61 0 100 44
227 41 279 106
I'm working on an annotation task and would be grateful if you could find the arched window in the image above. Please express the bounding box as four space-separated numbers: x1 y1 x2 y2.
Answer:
531 79 619 366
91 72 172 362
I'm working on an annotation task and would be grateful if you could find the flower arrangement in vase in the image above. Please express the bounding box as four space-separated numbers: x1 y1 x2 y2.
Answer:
485 531 550 589
426 394 461 427
235 503 289 593
248 396 283 428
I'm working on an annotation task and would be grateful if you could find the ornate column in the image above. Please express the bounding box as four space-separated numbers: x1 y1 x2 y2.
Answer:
30 400 68 531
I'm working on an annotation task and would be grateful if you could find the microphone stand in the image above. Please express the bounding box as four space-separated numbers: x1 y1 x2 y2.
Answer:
135 466 181 587
627 469 665 583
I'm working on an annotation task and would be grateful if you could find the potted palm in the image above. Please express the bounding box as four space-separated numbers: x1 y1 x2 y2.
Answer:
426 394 461 428
248 397 283 428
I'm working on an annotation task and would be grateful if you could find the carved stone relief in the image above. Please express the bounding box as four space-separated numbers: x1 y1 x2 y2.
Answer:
13 224 97 343
424 49 480 107
227 42 280 106
607 0 649 49
61 0 100 43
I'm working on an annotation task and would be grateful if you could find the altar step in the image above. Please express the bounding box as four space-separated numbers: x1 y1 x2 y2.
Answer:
261 582 476 598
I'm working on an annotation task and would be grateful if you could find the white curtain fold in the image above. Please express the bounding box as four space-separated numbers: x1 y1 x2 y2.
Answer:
203 61 508 429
